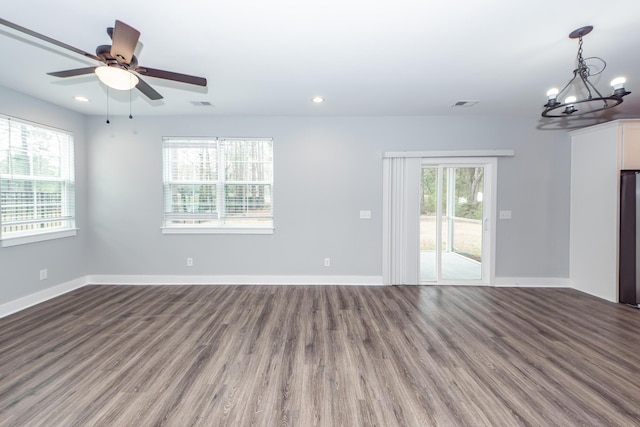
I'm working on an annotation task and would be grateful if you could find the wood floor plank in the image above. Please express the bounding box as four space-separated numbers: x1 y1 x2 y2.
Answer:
2 285 640 426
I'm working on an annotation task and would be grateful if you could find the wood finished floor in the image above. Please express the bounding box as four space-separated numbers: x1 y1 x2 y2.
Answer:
1 285 640 426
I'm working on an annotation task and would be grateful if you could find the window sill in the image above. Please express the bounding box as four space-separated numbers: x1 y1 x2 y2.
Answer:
0 228 78 247
161 226 274 235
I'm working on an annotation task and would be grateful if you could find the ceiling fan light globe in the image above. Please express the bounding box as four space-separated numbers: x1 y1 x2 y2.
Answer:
95 66 138 90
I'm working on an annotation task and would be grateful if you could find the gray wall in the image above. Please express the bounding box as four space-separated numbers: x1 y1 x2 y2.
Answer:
85 114 571 279
0 86 572 307
0 86 88 304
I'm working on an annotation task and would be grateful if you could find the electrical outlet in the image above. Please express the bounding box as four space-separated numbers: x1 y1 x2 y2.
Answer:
187 257 193 267
324 258 331 267
39 269 48 280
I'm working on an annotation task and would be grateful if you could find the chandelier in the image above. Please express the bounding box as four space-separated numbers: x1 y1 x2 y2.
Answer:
542 26 630 117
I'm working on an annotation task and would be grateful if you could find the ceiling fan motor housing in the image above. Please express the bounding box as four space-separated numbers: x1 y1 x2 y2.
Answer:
96 44 137 69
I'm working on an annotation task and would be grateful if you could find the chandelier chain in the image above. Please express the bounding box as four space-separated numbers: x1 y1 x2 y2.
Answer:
575 35 595 99
577 36 587 75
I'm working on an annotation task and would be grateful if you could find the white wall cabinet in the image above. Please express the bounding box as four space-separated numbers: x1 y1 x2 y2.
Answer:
570 119 640 302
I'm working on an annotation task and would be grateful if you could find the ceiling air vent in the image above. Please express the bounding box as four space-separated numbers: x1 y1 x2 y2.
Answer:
452 100 479 107
190 101 213 107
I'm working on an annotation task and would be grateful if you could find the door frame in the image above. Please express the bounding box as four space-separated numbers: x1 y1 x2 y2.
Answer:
419 157 497 286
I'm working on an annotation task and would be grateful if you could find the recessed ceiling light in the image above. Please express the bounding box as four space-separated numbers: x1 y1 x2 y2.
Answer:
312 96 325 103
74 96 90 102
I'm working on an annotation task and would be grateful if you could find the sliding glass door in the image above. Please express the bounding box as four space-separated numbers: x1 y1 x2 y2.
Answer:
420 159 493 284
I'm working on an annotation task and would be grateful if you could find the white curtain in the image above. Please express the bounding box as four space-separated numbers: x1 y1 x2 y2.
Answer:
382 156 421 285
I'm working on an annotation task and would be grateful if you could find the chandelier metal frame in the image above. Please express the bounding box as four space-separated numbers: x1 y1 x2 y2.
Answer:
542 26 630 118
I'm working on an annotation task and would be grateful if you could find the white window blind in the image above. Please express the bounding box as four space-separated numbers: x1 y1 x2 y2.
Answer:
162 137 273 233
0 115 75 244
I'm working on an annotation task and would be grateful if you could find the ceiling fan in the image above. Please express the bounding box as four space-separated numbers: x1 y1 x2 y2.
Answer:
0 18 207 100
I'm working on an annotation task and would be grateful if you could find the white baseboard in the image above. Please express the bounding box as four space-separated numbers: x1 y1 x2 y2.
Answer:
0 276 88 319
494 277 572 288
0 275 573 319
87 274 385 286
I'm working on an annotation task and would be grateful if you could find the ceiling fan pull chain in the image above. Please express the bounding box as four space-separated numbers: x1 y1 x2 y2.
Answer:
106 87 110 124
129 76 133 119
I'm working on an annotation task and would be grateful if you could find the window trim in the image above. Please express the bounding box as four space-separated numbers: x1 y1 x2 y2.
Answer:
161 137 274 235
0 114 76 247
0 228 78 247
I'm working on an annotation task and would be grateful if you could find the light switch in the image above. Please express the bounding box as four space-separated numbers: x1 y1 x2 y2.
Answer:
499 210 512 220
360 210 372 219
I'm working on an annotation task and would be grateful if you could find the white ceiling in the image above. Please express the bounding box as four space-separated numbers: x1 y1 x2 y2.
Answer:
1 0 640 124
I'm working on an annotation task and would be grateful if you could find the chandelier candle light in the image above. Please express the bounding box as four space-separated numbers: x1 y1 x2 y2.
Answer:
542 26 630 117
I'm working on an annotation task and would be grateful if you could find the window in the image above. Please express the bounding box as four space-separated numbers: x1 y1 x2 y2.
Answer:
0 115 76 247
162 137 273 234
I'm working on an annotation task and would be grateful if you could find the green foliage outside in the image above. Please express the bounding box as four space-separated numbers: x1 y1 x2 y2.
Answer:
421 167 483 220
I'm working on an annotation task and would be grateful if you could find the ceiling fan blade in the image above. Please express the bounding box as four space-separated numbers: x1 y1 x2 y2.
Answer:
48 67 97 78
135 66 207 87
0 17 102 62
107 27 114 39
135 76 163 100
110 20 140 64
